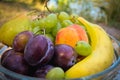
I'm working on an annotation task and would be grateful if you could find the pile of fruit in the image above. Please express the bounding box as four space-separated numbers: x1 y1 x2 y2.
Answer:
0 12 114 79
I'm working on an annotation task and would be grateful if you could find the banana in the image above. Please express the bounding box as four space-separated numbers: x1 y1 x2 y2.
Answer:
65 17 114 79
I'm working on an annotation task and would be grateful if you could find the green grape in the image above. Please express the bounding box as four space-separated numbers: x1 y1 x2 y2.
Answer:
31 19 40 28
70 13 79 23
45 13 58 28
46 67 65 79
38 18 51 33
52 22 62 37
38 13 58 33
58 12 70 22
61 20 73 27
38 18 46 29
75 41 92 56
70 13 79 19
45 34 55 43
32 26 43 35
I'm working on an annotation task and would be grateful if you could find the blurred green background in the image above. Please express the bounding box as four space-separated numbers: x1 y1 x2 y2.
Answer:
0 0 120 40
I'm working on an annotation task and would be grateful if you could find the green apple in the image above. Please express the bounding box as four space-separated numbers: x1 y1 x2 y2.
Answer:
75 41 92 56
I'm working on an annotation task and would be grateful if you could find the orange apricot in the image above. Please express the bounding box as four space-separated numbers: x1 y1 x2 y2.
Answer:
55 24 88 48
69 24 88 42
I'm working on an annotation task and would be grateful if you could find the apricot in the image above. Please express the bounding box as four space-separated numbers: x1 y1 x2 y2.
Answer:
55 24 88 48
69 24 88 42
55 27 79 47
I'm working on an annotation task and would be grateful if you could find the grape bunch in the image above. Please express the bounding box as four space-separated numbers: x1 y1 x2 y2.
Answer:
31 12 77 43
1 11 92 79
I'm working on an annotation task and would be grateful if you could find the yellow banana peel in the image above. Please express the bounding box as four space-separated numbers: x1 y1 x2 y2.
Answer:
65 17 114 78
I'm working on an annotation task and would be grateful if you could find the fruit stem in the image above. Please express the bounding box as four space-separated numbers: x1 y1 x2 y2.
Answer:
44 0 52 13
42 28 46 36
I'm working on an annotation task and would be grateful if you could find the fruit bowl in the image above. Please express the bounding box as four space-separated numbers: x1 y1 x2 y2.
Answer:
0 35 120 80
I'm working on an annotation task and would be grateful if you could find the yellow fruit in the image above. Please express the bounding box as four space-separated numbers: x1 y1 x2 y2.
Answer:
0 13 32 46
65 17 114 79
